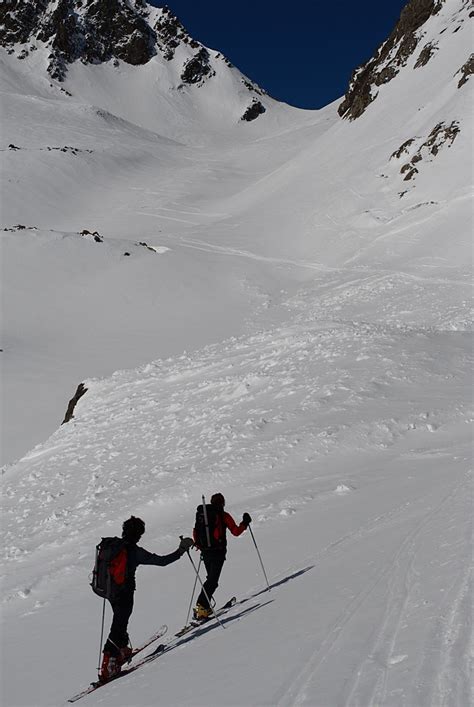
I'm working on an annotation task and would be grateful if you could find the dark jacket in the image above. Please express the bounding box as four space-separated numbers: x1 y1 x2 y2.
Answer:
123 542 182 592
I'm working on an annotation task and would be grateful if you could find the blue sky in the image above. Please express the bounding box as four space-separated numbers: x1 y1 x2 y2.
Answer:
151 1 408 109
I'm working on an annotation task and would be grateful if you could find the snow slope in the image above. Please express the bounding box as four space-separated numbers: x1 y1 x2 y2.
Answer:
2 311 472 706
1 0 473 705
2 1 472 466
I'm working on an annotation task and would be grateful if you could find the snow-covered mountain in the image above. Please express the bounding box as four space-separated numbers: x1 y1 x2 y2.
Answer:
338 0 472 119
1 1 472 705
0 0 289 139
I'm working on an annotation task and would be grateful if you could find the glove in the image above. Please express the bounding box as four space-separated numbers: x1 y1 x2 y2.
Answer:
179 537 194 554
242 512 252 527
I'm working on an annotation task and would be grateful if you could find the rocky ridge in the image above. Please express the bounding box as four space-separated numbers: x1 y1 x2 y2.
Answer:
1 0 157 79
338 0 473 120
0 0 266 120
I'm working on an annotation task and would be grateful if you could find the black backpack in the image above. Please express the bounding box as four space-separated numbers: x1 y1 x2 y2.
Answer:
194 504 225 549
91 537 129 600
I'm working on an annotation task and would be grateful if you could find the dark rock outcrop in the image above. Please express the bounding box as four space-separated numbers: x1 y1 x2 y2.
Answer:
241 100 266 122
456 53 474 88
2 0 157 80
154 5 198 61
1 0 267 119
0 0 49 45
391 138 416 159
138 241 156 252
242 77 265 96
62 382 88 423
414 41 438 67
338 0 443 120
391 121 460 181
181 47 214 84
3 224 37 231
81 229 103 242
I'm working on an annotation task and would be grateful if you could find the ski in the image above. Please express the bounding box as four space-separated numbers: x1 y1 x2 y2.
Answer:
68 599 237 702
127 623 168 661
67 624 167 703
175 596 237 637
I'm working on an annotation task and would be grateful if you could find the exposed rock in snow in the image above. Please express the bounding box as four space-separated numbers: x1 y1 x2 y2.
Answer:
337 0 467 120
154 4 199 61
2 224 38 232
62 382 88 423
392 121 461 181
180 47 215 85
241 99 267 122
0 0 159 79
456 52 474 87
241 76 265 96
414 40 438 67
0 0 270 124
391 137 417 160
0 0 49 46
80 229 103 242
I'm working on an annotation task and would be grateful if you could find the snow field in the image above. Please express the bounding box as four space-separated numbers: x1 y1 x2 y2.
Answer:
1 309 472 705
2 9 472 465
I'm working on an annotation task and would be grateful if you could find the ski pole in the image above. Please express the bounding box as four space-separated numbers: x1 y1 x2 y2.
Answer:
97 598 106 676
184 555 202 627
183 547 226 630
249 525 271 591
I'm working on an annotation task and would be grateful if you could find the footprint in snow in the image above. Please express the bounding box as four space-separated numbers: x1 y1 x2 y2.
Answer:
388 654 408 665
279 507 296 517
334 484 353 494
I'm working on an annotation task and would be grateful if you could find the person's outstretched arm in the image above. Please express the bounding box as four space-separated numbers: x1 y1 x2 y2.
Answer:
136 537 193 566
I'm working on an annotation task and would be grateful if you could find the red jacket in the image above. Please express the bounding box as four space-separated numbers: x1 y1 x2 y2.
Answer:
193 511 246 550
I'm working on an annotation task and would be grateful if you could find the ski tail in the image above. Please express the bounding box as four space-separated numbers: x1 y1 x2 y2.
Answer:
68 625 167 703
131 624 167 659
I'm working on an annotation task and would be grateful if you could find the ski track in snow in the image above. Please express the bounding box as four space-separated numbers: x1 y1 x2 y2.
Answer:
343 473 471 707
271 470 471 707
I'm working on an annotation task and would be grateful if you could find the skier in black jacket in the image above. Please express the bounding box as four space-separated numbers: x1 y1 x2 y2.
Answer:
101 516 193 681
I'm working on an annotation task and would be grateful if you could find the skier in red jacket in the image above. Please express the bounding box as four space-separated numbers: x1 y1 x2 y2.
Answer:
193 493 251 619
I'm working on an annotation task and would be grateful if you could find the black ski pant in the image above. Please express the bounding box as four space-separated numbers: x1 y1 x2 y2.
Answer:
196 548 226 610
104 592 134 656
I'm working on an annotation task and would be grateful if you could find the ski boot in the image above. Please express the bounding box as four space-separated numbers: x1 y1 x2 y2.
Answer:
99 652 121 682
193 604 212 621
118 645 133 666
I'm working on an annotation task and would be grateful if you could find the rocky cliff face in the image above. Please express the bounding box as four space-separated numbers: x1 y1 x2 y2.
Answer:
0 0 265 110
1 0 158 79
338 0 472 120
154 5 199 61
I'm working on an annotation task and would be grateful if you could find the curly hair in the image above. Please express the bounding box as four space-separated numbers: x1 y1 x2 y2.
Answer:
122 516 145 542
